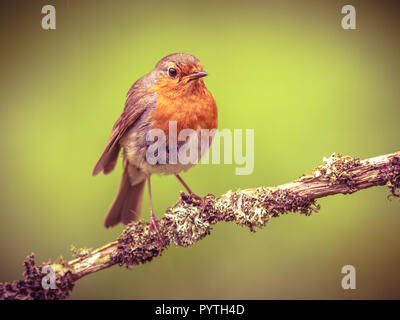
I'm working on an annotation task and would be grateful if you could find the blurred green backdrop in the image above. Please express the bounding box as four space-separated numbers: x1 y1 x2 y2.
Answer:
0 0 399 299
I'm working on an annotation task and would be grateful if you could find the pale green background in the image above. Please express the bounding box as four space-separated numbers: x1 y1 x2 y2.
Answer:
0 0 399 299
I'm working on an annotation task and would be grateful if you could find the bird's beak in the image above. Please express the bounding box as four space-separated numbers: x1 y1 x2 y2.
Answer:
185 71 208 81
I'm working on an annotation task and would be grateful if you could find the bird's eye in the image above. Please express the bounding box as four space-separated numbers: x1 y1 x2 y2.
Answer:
168 67 177 78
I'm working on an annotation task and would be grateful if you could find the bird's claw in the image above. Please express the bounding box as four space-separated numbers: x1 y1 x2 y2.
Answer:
149 212 165 251
189 193 207 212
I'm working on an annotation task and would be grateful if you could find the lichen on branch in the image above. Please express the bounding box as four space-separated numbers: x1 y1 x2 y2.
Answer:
1 151 399 300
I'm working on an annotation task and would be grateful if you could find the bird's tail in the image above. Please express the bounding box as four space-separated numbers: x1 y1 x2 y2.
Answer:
104 164 145 228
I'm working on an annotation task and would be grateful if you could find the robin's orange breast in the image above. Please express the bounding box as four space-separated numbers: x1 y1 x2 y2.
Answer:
148 80 218 136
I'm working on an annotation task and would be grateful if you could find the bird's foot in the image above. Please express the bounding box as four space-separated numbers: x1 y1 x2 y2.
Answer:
182 192 208 212
149 211 165 252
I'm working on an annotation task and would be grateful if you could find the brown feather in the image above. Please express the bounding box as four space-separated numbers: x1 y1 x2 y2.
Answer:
104 161 145 228
92 78 155 176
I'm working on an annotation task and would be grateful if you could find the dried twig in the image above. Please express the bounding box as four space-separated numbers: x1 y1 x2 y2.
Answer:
1 151 399 300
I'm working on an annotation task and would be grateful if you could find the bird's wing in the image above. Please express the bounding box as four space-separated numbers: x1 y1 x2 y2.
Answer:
92 86 153 176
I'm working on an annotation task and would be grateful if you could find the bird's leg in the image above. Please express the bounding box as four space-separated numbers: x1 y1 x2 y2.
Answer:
147 176 164 247
175 174 206 209
175 174 196 196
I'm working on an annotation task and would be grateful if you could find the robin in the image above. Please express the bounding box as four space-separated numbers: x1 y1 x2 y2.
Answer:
93 53 218 237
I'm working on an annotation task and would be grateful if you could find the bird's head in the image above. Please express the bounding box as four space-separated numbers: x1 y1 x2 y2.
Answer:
150 53 208 96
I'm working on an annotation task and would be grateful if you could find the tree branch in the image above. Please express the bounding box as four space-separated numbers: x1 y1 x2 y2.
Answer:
1 151 399 300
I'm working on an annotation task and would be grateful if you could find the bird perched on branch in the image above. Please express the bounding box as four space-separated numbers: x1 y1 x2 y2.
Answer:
93 53 218 239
